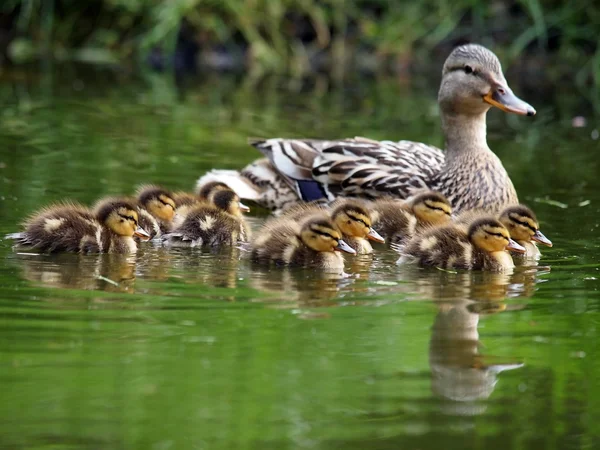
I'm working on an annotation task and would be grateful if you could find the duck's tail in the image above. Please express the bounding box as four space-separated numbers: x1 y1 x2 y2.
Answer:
196 159 300 211
195 169 262 202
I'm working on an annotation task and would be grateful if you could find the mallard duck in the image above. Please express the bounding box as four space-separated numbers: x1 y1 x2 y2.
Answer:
197 44 535 214
400 217 526 271
372 191 452 247
162 189 250 247
7 199 150 254
251 213 356 271
279 199 384 254
135 185 177 239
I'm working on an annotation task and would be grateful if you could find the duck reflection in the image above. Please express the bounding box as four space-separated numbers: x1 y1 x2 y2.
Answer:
420 267 549 415
12 252 136 292
429 299 524 415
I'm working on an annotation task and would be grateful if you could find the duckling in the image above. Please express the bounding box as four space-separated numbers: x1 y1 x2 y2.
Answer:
279 199 384 254
171 183 250 229
498 205 552 258
162 189 250 247
7 199 150 254
251 213 356 271
135 185 177 239
372 191 452 247
400 217 525 272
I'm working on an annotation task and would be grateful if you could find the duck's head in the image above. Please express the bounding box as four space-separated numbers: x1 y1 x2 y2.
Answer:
200 182 250 213
95 199 150 239
331 201 384 243
211 189 248 216
137 186 176 222
300 216 357 255
439 44 535 117
198 181 230 201
468 217 526 254
411 191 452 225
499 205 552 247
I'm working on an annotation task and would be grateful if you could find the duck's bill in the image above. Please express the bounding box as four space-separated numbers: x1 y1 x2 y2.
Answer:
507 238 526 254
238 201 250 213
134 226 151 240
367 227 385 243
335 239 357 255
532 230 552 247
483 86 536 116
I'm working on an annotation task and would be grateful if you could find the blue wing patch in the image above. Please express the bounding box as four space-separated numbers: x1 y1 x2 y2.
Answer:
295 180 327 202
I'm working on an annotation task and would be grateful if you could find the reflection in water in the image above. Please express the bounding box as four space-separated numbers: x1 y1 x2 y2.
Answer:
11 252 136 292
429 300 524 416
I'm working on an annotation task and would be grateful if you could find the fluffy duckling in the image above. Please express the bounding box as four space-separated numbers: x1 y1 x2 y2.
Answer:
171 183 250 229
162 189 250 247
136 185 177 238
372 191 452 247
400 217 525 272
280 199 384 254
498 205 552 258
7 199 150 254
457 204 552 258
251 213 356 271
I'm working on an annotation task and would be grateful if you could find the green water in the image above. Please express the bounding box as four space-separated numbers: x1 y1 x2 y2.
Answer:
0 67 599 450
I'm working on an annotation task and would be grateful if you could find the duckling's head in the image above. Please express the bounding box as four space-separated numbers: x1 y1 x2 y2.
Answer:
300 216 356 254
198 181 230 201
137 186 176 222
468 217 525 254
411 191 452 225
499 205 552 247
331 201 384 243
211 189 246 216
96 199 150 239
439 44 535 117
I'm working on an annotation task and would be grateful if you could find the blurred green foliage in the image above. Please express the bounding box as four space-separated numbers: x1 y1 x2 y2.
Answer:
1 0 599 87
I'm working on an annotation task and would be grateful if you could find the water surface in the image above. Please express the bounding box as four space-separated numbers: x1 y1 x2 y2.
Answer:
0 67 599 449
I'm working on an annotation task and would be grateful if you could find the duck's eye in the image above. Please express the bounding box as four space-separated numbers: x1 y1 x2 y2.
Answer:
464 65 474 74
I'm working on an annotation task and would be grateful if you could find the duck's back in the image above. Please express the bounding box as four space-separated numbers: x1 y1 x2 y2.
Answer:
372 199 417 246
403 225 473 270
164 205 246 247
14 205 102 253
251 220 301 264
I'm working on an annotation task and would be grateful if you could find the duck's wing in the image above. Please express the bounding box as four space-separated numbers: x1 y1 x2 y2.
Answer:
251 137 445 201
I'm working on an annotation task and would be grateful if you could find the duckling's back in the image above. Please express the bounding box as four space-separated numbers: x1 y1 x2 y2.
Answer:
403 225 473 270
251 218 301 265
372 199 417 246
163 204 247 247
11 204 102 254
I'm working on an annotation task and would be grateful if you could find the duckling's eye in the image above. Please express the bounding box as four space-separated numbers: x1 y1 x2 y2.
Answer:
464 65 474 74
486 231 508 240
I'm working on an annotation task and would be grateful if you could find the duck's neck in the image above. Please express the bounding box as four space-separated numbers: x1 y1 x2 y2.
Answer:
441 111 489 159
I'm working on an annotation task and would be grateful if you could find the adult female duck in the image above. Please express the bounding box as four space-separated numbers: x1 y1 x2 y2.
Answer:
198 44 535 214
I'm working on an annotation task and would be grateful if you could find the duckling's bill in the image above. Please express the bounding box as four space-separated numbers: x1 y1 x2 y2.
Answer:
507 238 526 254
239 201 250 213
367 227 385 243
531 230 552 247
483 85 536 116
335 239 357 255
134 226 151 240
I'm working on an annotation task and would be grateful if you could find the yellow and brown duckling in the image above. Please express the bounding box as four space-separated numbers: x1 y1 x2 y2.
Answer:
7 199 150 254
457 204 552 258
280 199 384 254
498 205 552 258
399 217 525 272
251 213 356 271
372 191 452 248
162 189 250 247
135 185 177 239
